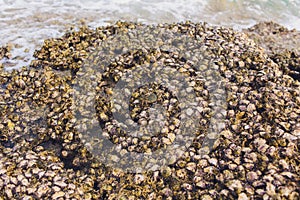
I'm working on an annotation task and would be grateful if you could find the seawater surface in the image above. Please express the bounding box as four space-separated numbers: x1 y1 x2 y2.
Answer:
1 0 300 69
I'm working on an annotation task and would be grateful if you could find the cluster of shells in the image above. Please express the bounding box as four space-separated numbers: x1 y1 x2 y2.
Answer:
0 45 12 70
0 21 299 199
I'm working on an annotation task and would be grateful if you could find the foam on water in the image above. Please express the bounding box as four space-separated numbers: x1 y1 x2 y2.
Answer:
1 0 300 69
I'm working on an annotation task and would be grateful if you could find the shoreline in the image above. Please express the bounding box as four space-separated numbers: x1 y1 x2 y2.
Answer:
1 20 300 71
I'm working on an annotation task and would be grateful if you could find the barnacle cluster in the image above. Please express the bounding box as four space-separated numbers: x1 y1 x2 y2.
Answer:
0 21 299 199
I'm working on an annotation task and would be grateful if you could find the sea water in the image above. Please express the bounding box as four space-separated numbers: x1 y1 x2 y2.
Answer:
0 0 300 69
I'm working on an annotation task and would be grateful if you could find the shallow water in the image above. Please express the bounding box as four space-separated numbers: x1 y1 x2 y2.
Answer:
1 0 300 69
